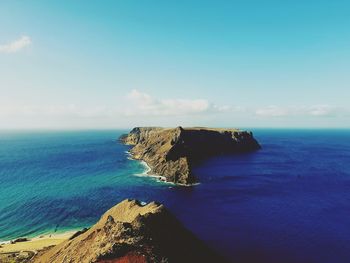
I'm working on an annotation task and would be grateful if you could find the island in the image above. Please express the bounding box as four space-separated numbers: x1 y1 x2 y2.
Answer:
33 199 227 263
120 127 261 185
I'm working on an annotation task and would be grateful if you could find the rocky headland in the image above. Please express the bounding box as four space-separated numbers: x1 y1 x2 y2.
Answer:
33 199 227 263
120 127 261 184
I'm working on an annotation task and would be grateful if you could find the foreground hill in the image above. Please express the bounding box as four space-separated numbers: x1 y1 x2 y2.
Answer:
120 126 261 184
33 199 227 263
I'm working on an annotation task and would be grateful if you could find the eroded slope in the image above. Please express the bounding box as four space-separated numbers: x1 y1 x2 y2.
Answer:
120 126 261 184
33 199 227 263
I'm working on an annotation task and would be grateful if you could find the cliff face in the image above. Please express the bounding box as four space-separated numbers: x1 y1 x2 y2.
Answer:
120 127 261 185
33 199 227 263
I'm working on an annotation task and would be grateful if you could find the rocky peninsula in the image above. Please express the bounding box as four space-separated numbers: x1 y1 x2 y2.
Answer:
120 127 261 184
33 199 227 263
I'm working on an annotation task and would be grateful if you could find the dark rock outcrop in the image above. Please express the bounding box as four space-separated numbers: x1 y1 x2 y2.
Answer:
10 238 29 244
68 228 89 240
33 199 228 263
120 127 261 184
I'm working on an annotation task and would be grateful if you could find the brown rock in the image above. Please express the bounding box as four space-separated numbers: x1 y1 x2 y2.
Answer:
33 199 228 263
120 126 261 184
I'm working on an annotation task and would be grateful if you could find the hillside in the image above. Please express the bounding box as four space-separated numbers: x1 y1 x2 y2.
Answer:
33 199 227 263
120 127 261 184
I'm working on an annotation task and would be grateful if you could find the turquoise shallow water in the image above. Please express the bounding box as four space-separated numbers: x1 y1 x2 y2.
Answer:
1 129 350 263
0 130 168 241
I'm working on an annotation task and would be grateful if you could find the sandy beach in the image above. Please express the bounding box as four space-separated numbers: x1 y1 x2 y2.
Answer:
0 231 74 254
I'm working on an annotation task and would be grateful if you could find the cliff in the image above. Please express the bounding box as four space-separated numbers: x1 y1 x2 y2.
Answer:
120 127 261 184
33 199 227 263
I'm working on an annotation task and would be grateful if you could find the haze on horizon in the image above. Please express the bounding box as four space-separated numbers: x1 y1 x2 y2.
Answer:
1 0 349 129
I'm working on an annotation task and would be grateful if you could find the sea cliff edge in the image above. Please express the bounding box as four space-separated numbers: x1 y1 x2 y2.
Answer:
120 126 261 185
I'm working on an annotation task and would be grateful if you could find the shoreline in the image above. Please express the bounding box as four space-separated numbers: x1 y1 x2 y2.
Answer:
137 157 199 186
119 127 258 185
137 158 200 187
0 151 167 253
0 230 76 254
0 147 196 254
126 150 198 186
125 150 169 183
136 160 169 182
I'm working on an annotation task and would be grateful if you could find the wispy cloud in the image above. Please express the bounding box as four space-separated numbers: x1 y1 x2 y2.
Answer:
0 91 348 129
255 105 346 118
0 103 115 118
306 105 336 117
124 89 233 116
0 90 240 125
255 106 289 117
0 36 31 53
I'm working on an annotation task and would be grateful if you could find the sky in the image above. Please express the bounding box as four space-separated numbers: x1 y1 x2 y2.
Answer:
0 0 349 129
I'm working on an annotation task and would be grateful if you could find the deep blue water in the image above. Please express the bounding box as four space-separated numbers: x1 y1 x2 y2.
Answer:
0 129 350 263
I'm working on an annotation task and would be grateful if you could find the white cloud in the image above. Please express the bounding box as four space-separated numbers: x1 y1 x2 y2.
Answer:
0 90 241 129
1 90 348 129
0 103 114 118
125 89 217 116
306 105 335 116
255 105 345 118
255 106 289 117
1 101 343 121
0 36 31 53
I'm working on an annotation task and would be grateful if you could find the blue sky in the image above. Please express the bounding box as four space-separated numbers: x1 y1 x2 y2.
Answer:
0 0 349 129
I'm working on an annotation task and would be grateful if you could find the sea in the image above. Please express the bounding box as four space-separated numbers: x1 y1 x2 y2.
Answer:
0 129 349 263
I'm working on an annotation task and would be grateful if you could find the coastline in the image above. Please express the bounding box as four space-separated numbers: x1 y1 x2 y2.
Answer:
0 141 197 255
127 151 198 186
0 150 167 254
136 160 168 181
137 159 200 186
125 150 170 183
120 127 260 185
0 146 205 255
0 230 75 254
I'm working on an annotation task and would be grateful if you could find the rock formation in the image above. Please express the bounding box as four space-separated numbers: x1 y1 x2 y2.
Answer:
33 199 227 263
120 127 261 184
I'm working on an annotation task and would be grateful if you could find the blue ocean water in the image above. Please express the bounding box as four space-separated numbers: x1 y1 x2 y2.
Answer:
0 129 350 263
